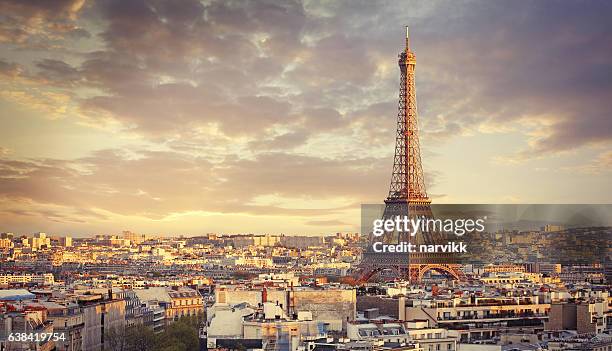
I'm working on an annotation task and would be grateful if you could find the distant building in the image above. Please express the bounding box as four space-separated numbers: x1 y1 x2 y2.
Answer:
30 232 51 250
122 230 145 245
484 264 525 273
280 236 325 249
61 236 72 247
0 273 55 287
0 237 13 250
253 234 280 247
542 224 565 232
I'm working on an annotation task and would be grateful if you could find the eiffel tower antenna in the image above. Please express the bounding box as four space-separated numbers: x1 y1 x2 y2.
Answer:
405 26 410 52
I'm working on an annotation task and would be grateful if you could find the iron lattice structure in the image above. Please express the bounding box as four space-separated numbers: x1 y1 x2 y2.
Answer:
355 28 465 284
388 30 427 203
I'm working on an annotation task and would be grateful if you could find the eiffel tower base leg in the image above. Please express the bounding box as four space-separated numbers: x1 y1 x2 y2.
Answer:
409 263 466 283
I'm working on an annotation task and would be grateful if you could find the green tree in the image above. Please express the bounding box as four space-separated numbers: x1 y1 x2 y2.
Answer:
154 318 200 351
105 324 158 351
105 316 201 351
126 324 156 351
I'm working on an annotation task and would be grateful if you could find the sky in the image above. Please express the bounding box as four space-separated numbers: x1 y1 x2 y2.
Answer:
0 0 610 237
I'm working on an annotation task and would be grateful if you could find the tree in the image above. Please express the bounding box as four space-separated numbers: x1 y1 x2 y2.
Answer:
105 317 201 351
104 324 156 351
126 324 156 351
104 325 129 351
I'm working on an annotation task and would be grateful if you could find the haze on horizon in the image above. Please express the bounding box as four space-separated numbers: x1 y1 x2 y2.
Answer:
0 0 611 237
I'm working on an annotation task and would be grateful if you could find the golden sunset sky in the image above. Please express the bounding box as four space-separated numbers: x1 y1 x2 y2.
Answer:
0 0 610 236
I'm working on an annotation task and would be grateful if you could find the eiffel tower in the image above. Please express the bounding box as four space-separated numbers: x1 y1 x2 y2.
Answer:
356 27 465 284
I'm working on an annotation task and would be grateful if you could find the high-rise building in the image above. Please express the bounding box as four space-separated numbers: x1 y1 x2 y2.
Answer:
122 230 145 245
30 232 51 250
61 236 73 247
0 237 13 250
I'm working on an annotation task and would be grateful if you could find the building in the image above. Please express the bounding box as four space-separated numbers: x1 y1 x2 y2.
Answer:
79 293 126 351
135 286 204 325
548 334 612 351
405 320 458 351
60 236 73 247
483 264 526 274
545 297 608 334
280 236 325 249
167 286 204 321
0 302 55 351
215 285 356 331
206 301 323 351
0 273 55 286
122 230 145 245
542 225 565 232
29 232 51 250
347 321 412 345
43 301 84 351
0 237 13 250
400 294 550 342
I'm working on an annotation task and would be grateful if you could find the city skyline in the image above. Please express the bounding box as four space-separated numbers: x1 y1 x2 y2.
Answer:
1 0 611 236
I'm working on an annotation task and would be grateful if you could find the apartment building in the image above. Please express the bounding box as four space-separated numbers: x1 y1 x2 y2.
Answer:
545 297 609 334
43 301 84 351
0 273 55 286
0 303 55 351
135 286 204 324
405 320 458 351
166 286 204 321
216 285 356 331
400 294 550 342
78 294 126 351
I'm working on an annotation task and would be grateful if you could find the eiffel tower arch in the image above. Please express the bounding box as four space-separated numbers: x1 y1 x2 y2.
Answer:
354 27 464 284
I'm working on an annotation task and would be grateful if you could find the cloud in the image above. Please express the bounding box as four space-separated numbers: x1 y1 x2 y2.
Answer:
0 89 73 119
0 0 611 232
411 1 612 157
0 0 87 46
248 129 310 151
0 148 389 224
35 59 82 86
0 59 23 78
9 0 609 158
562 150 612 175
305 219 350 227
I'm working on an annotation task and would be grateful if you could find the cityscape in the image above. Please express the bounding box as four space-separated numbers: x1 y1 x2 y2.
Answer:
1 1 611 351
1 226 611 351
